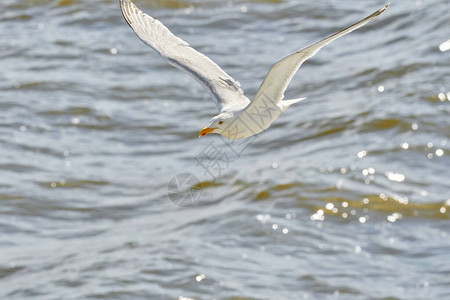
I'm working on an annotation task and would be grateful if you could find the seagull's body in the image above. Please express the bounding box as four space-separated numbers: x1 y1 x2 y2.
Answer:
120 0 388 140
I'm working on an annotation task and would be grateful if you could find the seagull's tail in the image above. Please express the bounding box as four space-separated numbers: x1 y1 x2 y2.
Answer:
280 97 307 111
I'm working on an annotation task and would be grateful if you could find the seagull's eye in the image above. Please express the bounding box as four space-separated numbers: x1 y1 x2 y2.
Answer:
218 121 223 125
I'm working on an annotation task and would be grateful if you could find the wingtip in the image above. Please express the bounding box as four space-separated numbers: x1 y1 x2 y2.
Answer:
371 3 389 18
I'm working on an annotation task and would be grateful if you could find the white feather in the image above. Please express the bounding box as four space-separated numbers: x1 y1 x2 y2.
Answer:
120 0 250 113
120 0 388 139
249 3 389 110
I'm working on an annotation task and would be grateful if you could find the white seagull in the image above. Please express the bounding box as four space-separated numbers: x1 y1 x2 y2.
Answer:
120 0 388 140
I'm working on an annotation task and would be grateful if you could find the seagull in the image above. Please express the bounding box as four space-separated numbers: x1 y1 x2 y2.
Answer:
120 0 388 140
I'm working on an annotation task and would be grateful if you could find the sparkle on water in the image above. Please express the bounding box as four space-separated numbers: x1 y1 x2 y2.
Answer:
2 0 449 299
386 172 406 183
439 40 450 52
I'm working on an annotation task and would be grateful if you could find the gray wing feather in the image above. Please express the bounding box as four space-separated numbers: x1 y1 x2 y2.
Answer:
251 3 389 106
120 0 250 112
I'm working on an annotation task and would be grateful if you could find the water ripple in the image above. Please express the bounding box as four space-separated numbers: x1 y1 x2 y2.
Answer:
1 0 449 299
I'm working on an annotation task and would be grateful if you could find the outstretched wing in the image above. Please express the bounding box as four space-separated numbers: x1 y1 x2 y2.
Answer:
251 3 389 107
119 0 250 112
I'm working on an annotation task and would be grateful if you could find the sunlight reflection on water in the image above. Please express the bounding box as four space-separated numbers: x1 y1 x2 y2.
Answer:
1 0 449 299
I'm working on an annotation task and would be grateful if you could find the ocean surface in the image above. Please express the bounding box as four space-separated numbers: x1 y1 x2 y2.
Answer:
1 0 449 299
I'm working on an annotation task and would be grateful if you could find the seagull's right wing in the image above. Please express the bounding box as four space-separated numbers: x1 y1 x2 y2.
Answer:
250 3 389 108
120 0 250 112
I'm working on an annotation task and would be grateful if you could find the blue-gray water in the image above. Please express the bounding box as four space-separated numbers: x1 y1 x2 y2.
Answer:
1 0 449 299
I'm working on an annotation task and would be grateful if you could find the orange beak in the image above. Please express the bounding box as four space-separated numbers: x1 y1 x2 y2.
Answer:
199 127 218 137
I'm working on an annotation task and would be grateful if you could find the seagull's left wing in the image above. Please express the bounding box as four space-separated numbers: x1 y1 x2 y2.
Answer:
120 0 250 112
250 3 389 109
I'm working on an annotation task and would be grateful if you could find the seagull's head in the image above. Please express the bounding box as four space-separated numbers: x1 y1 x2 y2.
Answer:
199 113 232 138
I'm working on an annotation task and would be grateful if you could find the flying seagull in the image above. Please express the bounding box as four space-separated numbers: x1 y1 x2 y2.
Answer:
120 0 388 140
